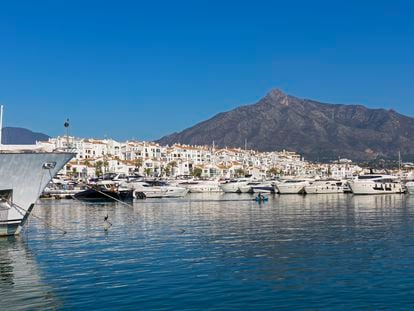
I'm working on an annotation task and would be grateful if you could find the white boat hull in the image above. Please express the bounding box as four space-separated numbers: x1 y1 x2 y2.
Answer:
137 187 189 198
187 185 222 193
406 182 414 195
238 185 252 193
220 182 248 193
276 182 309 194
349 181 404 195
305 186 344 194
185 181 222 193
0 152 75 236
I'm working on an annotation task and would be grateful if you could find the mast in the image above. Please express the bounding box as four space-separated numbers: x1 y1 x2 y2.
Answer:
64 118 70 150
0 105 3 145
399 150 402 173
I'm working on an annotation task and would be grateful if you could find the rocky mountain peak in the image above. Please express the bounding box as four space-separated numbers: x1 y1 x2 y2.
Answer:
157 90 414 161
260 88 290 107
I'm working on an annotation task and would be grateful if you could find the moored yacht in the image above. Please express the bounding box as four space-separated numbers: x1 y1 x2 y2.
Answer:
348 174 404 195
405 181 414 195
73 180 133 202
219 178 252 193
0 146 75 236
239 181 262 193
124 180 189 198
304 180 346 194
275 179 311 194
177 180 222 193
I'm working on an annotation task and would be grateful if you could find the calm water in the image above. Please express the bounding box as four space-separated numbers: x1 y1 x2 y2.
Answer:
2 193 414 310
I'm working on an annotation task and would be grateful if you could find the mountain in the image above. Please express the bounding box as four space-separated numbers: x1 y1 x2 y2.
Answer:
158 89 414 161
1 127 49 145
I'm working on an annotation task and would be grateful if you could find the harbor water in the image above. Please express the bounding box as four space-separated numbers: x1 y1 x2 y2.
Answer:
2 193 414 310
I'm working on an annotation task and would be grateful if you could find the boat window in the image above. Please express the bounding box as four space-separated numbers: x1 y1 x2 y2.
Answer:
358 175 382 180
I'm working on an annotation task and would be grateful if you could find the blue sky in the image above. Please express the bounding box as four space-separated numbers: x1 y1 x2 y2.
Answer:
1 0 414 140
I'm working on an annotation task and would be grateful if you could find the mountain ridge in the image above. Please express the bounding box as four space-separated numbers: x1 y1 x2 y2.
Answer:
157 89 414 161
1 127 49 145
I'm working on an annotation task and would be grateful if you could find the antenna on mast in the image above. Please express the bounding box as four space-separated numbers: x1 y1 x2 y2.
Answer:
64 118 70 150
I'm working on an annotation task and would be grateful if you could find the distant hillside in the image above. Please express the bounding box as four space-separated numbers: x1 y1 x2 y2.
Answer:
1 127 49 145
158 89 414 161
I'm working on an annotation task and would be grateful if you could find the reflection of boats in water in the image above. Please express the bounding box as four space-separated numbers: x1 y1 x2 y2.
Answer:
0 147 75 236
0 237 60 309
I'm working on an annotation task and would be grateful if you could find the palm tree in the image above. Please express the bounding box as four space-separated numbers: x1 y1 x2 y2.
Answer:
267 167 280 177
192 167 202 178
164 166 171 177
167 161 177 176
95 160 103 177
234 168 245 178
103 160 109 173
134 158 143 169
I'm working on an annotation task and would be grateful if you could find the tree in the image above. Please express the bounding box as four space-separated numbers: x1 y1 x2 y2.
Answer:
168 161 177 168
192 167 203 178
95 161 103 177
103 160 109 173
164 166 171 177
144 168 152 176
234 168 245 178
267 167 280 177
167 161 177 177
134 158 143 169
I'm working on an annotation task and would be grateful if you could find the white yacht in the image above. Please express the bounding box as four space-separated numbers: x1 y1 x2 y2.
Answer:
239 181 262 193
177 180 222 193
0 146 74 236
405 181 414 195
348 174 404 195
305 180 346 194
124 180 189 198
219 178 252 193
275 179 310 194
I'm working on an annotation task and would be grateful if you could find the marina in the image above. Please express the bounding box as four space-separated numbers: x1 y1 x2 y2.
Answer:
2 193 414 310
2 2 414 309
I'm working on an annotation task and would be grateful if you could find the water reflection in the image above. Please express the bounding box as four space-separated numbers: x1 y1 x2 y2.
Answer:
0 237 61 310
3 193 414 310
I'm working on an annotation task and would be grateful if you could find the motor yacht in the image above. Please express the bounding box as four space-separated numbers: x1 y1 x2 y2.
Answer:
177 180 222 193
124 180 189 198
275 179 311 194
304 180 346 194
348 174 404 194
219 178 252 193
